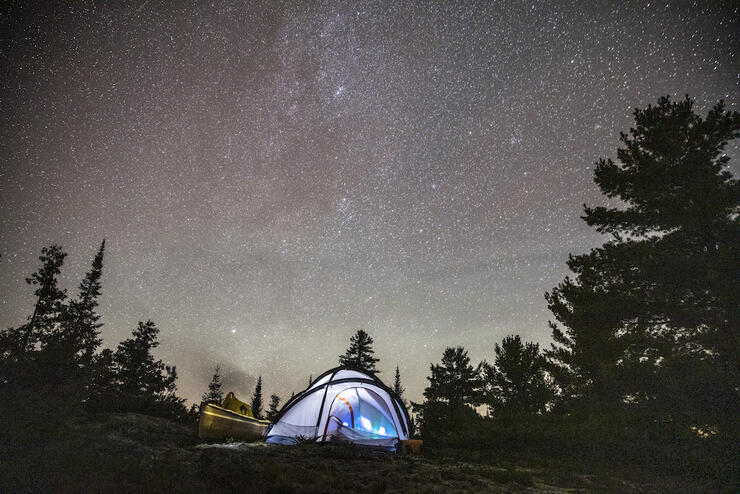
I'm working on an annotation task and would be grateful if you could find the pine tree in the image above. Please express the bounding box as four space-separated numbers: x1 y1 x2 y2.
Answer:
1 245 67 389
393 365 408 407
423 346 482 408
70 240 105 365
202 365 223 405
251 376 263 419
338 329 380 373
113 320 185 418
483 335 553 416
546 96 740 428
34 242 107 396
23 245 68 352
414 346 482 440
52 240 106 370
266 393 281 422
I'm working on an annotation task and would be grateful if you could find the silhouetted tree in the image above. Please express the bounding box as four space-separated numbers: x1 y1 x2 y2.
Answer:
23 245 68 352
113 320 185 418
483 335 553 416
202 365 223 405
60 240 105 369
38 241 107 394
1 246 190 421
546 96 740 429
338 329 380 373
423 346 483 408
392 365 415 434
393 365 408 407
266 393 281 422
413 347 483 443
251 376 263 419
0 245 67 389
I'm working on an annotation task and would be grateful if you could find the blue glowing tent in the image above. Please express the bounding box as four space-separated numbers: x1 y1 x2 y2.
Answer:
266 366 410 450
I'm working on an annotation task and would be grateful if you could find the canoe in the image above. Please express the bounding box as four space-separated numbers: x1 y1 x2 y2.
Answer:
198 403 271 441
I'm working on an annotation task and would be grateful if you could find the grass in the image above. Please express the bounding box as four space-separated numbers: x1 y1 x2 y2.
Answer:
0 411 735 493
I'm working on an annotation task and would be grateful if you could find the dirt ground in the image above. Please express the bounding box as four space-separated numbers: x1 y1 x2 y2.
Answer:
0 413 727 493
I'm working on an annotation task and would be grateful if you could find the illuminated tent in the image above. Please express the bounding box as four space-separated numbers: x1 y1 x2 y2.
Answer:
266 366 411 450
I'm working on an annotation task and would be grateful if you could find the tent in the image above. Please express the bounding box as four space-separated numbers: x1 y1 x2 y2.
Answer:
266 366 411 450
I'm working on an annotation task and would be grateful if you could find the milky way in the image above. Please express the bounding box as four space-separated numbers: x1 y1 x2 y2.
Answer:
1 1 737 404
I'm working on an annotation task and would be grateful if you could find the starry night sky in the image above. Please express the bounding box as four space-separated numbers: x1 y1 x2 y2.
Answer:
1 1 738 405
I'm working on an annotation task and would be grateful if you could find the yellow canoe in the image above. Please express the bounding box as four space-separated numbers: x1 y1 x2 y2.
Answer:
198 403 271 441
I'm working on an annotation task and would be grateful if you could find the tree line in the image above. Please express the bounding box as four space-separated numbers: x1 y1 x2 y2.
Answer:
0 244 409 425
291 97 739 448
200 328 408 424
0 238 292 423
411 96 739 446
0 240 189 420
200 366 285 422
1 96 737 450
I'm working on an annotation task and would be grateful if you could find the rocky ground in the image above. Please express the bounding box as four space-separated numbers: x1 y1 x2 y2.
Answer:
0 413 727 493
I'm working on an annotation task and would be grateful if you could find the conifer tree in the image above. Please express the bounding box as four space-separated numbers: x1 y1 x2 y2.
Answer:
483 335 553 416
393 365 408 407
251 376 263 419
202 365 223 405
23 245 68 351
113 320 184 417
546 96 739 428
1 245 67 389
423 346 482 408
70 240 105 365
266 393 281 422
50 240 106 370
338 329 380 373
414 347 482 439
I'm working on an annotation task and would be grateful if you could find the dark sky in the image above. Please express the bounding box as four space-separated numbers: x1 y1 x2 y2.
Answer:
1 1 737 405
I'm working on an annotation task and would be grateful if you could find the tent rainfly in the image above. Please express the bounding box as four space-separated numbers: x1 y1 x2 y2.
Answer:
266 366 411 450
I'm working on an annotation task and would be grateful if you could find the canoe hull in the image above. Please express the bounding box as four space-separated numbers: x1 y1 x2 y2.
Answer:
198 403 270 441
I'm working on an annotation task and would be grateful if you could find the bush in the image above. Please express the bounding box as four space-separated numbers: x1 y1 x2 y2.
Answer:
417 406 737 486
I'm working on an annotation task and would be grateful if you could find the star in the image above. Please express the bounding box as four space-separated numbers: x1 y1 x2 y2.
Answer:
0 1 736 405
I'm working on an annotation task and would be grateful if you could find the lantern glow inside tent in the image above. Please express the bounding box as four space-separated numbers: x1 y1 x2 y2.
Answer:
266 366 411 450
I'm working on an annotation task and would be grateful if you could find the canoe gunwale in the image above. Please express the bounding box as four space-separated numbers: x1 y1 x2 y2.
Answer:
200 403 271 425
198 403 271 441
